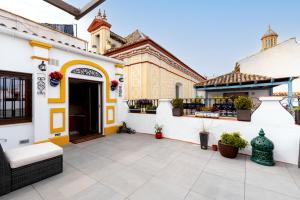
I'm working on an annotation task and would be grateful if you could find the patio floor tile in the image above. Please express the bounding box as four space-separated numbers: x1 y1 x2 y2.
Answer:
2 133 300 200
32 163 97 200
191 172 245 200
68 183 126 200
128 177 189 200
0 186 42 200
99 166 152 196
245 184 300 200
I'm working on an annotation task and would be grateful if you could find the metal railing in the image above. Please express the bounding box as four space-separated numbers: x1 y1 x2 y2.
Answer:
127 99 159 114
180 97 261 117
280 96 300 116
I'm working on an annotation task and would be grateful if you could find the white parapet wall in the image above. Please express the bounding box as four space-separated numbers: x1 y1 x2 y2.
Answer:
125 97 300 164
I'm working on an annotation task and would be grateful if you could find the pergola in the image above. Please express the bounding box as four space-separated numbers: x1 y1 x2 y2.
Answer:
43 0 105 20
194 71 297 109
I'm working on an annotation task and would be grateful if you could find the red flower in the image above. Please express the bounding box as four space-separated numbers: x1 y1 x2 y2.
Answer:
49 71 63 80
111 80 119 87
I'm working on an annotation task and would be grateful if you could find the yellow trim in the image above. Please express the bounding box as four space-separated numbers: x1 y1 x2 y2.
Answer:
34 135 69 146
48 60 117 104
115 64 124 69
49 135 69 146
29 40 52 49
104 125 120 135
106 106 115 124
34 139 49 144
50 108 66 134
115 73 123 76
31 56 49 61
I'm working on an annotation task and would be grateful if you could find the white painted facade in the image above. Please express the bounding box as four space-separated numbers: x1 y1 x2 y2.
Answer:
238 38 300 93
125 98 300 164
0 23 124 150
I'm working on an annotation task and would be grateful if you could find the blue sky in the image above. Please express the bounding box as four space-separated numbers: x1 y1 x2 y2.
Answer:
2 0 300 77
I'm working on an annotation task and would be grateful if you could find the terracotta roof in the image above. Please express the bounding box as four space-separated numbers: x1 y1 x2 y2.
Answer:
195 71 272 87
106 29 147 53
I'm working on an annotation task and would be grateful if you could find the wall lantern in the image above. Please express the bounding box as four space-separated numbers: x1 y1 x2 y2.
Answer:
38 61 47 71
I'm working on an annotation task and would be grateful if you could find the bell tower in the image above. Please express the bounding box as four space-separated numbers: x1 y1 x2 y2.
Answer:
87 10 111 54
261 25 278 51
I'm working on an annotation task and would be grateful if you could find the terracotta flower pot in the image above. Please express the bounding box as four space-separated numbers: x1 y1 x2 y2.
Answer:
236 110 251 121
218 140 239 158
155 132 163 139
212 144 218 151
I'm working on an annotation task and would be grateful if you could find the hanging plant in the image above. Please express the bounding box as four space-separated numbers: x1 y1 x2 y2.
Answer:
49 71 63 87
111 80 119 91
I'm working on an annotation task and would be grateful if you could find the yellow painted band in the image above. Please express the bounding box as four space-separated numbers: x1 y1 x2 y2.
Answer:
29 40 52 49
34 135 69 146
31 56 49 61
115 64 124 69
48 60 117 104
115 73 123 76
106 106 115 124
50 108 66 134
104 125 120 135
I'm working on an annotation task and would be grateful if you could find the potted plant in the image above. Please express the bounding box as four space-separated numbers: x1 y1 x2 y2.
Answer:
128 105 141 113
234 96 252 121
49 71 63 87
295 106 300 125
111 80 119 91
218 132 248 158
154 124 163 139
146 105 157 114
171 98 184 116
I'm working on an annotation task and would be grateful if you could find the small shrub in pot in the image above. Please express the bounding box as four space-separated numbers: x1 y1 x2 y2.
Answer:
171 98 184 116
154 124 163 139
146 105 157 114
218 132 248 158
128 105 141 113
295 106 300 125
234 96 252 121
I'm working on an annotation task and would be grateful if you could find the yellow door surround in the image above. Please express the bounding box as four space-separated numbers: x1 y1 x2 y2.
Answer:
106 106 115 124
48 60 117 104
50 108 66 134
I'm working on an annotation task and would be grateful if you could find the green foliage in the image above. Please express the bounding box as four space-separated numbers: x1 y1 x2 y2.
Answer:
154 124 163 133
295 106 300 111
221 132 248 149
234 96 252 110
129 104 140 109
171 98 184 109
146 105 157 110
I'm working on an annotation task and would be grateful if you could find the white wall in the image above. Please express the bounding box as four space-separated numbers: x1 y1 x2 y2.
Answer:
0 25 122 150
126 98 300 164
238 38 300 93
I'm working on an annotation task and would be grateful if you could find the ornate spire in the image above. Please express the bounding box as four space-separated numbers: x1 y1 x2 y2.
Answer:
96 9 102 19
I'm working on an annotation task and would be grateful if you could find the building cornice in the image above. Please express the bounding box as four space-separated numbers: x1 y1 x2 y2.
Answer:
105 38 205 81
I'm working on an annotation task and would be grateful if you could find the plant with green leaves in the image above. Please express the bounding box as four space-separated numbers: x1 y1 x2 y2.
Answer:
234 96 252 110
154 124 163 133
295 106 300 111
221 132 248 149
146 105 157 110
171 98 184 109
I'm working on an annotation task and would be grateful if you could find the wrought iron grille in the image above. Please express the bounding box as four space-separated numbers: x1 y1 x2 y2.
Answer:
0 72 32 124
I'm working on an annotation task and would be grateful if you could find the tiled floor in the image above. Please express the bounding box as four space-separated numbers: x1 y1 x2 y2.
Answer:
2 133 300 200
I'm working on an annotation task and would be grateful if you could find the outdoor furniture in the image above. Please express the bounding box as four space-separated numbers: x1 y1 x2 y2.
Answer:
0 142 63 196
